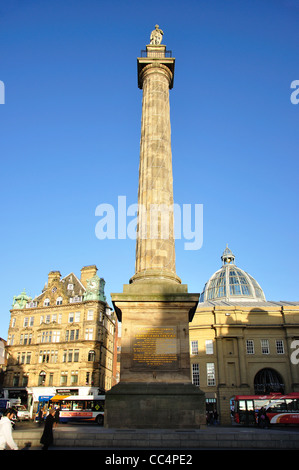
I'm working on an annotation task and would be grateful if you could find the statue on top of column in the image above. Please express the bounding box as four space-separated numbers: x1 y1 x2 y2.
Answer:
150 25 164 45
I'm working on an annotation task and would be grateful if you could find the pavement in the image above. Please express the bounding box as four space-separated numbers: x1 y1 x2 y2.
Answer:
10 421 299 452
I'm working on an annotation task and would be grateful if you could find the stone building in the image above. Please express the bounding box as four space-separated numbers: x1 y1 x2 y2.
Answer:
0 337 7 392
190 246 299 425
3 265 117 416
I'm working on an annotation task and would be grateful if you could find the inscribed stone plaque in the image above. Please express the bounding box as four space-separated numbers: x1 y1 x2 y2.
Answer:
132 326 178 370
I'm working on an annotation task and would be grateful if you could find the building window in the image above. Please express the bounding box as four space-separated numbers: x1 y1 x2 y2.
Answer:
50 350 58 363
276 340 284 354
68 312 74 323
246 340 255 354
38 371 46 386
191 340 198 355
205 340 214 354
85 328 93 340
207 363 216 386
67 283 74 290
70 296 83 303
29 317 34 326
192 363 200 386
39 350 50 363
261 339 270 355
56 297 63 305
75 311 81 322
66 329 79 341
60 372 67 385
71 371 78 385
13 373 20 387
23 317 29 327
62 350 67 363
74 349 79 362
44 299 50 307
22 374 28 387
68 350 73 362
52 331 60 343
11 318 16 328
88 350 95 361
87 310 94 321
7 335 14 345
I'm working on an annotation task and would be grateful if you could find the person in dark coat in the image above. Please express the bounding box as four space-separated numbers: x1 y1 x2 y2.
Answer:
40 408 56 450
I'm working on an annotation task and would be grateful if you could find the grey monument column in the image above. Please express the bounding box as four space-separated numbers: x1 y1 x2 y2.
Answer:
104 27 206 429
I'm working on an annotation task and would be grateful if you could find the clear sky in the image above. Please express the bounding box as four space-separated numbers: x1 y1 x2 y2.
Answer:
0 0 298 339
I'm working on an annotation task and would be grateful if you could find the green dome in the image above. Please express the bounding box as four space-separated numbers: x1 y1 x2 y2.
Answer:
200 246 266 303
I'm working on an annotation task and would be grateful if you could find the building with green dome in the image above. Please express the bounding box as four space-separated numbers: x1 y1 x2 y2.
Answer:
190 246 299 425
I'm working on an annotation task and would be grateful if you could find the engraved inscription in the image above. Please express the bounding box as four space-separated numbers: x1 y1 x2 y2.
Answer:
132 326 178 370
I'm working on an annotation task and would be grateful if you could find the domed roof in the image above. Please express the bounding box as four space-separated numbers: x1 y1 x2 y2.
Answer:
199 246 266 303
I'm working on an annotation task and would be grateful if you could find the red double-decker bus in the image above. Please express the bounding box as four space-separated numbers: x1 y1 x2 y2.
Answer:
233 393 299 426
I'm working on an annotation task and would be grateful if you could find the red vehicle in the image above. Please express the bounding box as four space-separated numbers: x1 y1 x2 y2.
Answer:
233 393 299 426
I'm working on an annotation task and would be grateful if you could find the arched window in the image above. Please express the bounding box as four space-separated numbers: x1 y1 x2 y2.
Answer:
38 371 46 386
56 296 63 305
43 298 50 307
254 368 285 394
88 350 96 362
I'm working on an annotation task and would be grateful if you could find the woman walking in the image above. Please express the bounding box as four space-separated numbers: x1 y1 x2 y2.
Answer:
40 408 56 450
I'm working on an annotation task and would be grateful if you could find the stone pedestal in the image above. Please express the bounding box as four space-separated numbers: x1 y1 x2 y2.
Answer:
104 281 206 429
105 382 206 429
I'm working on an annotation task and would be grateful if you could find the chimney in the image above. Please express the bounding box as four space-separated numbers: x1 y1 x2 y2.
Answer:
80 265 98 288
48 271 61 286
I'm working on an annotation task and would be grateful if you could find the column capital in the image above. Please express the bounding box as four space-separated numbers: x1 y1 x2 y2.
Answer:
139 62 173 89
137 46 175 89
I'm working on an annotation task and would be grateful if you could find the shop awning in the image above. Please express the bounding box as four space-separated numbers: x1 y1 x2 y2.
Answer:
50 395 70 402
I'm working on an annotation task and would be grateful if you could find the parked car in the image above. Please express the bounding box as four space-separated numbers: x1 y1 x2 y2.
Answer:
13 405 30 421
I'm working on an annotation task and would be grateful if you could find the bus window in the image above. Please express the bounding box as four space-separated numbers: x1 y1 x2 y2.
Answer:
238 400 246 411
246 400 254 411
61 401 71 410
286 399 298 412
85 400 93 411
72 400 84 410
269 399 287 413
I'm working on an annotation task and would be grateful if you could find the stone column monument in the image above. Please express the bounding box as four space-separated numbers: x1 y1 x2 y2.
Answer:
104 27 206 429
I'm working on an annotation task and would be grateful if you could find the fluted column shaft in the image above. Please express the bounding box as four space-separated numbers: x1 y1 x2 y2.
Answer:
133 62 179 284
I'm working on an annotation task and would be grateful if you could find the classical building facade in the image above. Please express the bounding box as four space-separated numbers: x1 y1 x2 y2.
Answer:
190 247 299 425
3 265 117 416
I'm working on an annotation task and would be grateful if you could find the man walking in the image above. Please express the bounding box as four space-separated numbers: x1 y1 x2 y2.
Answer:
0 408 18 450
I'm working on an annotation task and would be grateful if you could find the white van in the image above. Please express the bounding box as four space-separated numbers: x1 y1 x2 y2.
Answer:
14 404 30 421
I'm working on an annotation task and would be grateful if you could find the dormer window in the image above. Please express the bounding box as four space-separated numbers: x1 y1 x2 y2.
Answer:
56 296 63 305
44 299 50 307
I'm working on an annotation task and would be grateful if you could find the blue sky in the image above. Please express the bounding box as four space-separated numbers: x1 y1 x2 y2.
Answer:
0 0 298 339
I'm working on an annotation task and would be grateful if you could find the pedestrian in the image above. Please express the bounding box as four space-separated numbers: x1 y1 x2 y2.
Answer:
38 407 44 426
40 408 56 450
54 406 60 427
257 407 268 428
0 408 18 450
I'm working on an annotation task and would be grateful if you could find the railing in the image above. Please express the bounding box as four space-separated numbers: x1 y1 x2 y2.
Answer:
140 49 172 58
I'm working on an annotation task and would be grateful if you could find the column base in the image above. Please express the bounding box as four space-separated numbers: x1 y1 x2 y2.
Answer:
104 382 206 429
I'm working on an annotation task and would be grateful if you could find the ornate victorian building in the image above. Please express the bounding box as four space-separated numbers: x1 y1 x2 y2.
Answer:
3 265 117 415
190 247 299 425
